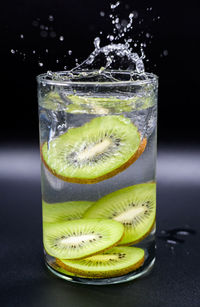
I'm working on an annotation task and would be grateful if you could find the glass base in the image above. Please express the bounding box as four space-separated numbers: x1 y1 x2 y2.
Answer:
45 257 155 285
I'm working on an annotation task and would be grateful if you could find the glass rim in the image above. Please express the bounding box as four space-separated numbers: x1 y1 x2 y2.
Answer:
36 70 158 87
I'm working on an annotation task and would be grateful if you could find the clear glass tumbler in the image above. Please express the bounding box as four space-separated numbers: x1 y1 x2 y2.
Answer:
37 71 158 285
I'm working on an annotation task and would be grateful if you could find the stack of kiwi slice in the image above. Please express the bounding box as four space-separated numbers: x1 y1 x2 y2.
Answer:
41 112 155 278
43 182 156 278
41 115 147 184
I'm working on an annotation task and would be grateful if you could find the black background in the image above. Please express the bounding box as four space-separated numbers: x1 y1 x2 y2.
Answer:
1 0 200 145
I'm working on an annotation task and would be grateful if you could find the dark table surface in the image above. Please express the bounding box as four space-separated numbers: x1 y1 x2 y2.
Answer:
0 145 200 307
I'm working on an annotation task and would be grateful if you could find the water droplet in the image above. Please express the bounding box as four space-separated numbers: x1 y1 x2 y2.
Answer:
40 25 45 30
157 16 160 19
100 11 105 17
110 1 120 10
10 49 15 54
163 49 168 56
45 49 48 53
146 33 150 38
68 50 72 55
48 15 54 22
50 31 56 38
94 37 101 49
20 34 24 39
100 31 103 34
33 50 36 54
56 59 59 63
32 20 39 27
40 31 48 38
59 36 64 41
64 66 67 70
38 62 43 67
129 13 134 19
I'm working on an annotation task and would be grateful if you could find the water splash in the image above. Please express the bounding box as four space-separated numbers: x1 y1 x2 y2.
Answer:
72 37 145 74
110 1 120 10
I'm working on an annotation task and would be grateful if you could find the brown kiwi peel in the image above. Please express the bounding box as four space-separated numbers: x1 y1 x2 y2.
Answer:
40 137 147 184
119 220 156 246
56 255 145 278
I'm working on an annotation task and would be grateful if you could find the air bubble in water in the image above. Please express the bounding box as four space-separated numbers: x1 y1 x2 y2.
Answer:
110 1 120 9
10 49 15 54
59 36 64 41
48 15 54 22
100 11 105 17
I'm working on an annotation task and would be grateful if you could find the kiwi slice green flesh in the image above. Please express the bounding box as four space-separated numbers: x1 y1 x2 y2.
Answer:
57 246 144 278
43 219 124 259
84 183 156 245
41 115 146 184
65 95 154 114
42 200 93 223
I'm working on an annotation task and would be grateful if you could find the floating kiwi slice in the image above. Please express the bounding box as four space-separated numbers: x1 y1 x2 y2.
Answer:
84 183 156 245
65 95 154 114
43 219 124 259
41 115 147 184
57 246 144 278
42 200 93 223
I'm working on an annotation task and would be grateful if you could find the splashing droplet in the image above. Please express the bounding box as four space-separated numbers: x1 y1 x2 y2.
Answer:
68 50 72 55
59 36 64 41
50 31 56 38
33 50 36 54
163 49 168 56
110 1 120 10
32 20 39 27
20 34 24 39
10 49 15 54
45 49 48 53
48 15 54 22
40 31 48 38
38 62 43 67
94 37 101 49
100 11 105 17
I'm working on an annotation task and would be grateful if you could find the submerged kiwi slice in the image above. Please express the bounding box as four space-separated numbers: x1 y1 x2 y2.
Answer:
42 200 93 223
41 115 147 184
57 246 144 278
43 219 124 259
65 95 154 114
84 183 156 245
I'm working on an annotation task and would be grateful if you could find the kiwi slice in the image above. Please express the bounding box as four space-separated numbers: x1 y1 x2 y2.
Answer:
65 95 154 114
84 183 156 245
43 219 124 259
57 246 144 278
41 115 147 184
42 200 93 223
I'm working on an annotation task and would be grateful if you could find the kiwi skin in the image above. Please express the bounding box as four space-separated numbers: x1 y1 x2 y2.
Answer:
56 250 145 278
120 221 156 246
40 137 147 184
